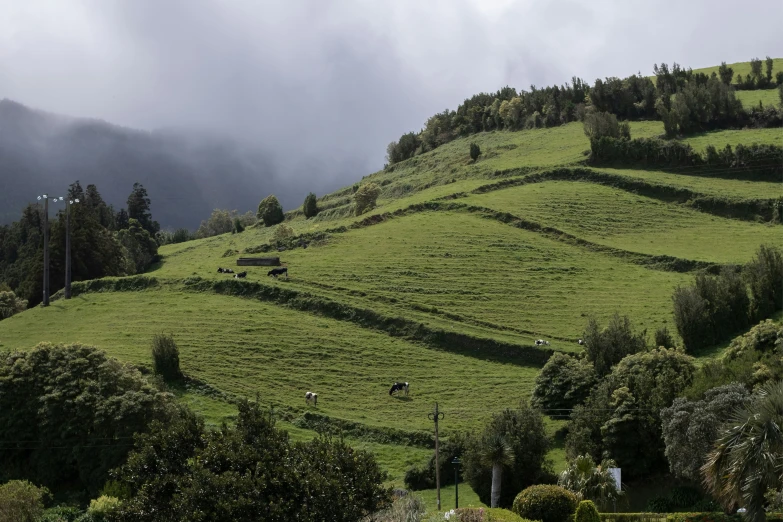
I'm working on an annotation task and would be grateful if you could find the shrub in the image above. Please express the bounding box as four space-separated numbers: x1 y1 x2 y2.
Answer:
151 333 182 381
363 494 426 522
354 183 382 216
583 112 629 141
470 143 482 162
39 506 84 522
654 326 675 348
0 290 28 320
304 192 319 218
233 217 244 233
272 223 295 244
256 195 285 227
0 480 51 522
575 501 601 522
512 485 578 522
531 353 597 410
87 496 121 519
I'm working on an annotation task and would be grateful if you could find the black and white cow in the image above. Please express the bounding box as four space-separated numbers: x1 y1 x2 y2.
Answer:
268 267 288 279
305 391 318 406
389 382 409 396
234 271 247 278
534 339 550 346
218 267 234 274
577 339 584 345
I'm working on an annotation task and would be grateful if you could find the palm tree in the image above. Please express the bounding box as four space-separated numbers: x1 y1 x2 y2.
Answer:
480 433 515 508
558 455 623 510
702 380 783 522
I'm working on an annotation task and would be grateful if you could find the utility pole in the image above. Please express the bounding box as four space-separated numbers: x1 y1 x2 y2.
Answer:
64 197 79 299
39 195 50 306
428 402 445 511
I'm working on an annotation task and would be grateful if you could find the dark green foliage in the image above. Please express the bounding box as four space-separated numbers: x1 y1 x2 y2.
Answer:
566 348 696 479
531 353 597 411
766 56 774 84
303 192 319 218
745 244 783 321
157 228 195 245
40 506 84 522
111 398 391 522
232 217 244 233
718 62 734 85
512 485 578 522
583 112 631 141
462 402 553 508
0 480 51 522
114 209 129 230
0 290 27 320
582 313 647 377
0 343 178 498
117 218 159 274
673 267 751 353
660 383 752 481
256 194 285 227
685 320 783 398
151 333 182 381
575 500 601 522
126 183 159 236
589 138 783 182
470 142 482 161
750 58 763 83
654 325 675 348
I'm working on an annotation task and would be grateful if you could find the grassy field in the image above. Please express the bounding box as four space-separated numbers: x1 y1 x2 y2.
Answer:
464 181 782 264
692 58 783 83
737 88 782 109
2 59 782 501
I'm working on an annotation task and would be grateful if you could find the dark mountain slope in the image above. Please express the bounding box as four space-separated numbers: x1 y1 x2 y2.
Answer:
0 99 299 229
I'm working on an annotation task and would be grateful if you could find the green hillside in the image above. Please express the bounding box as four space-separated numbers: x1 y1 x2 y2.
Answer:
1 58 782 508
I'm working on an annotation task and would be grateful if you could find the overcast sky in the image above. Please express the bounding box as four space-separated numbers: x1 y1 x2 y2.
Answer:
1 0 781 183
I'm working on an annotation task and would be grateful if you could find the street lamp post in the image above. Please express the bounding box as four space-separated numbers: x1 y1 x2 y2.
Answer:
452 457 461 509
64 198 80 299
36 195 64 306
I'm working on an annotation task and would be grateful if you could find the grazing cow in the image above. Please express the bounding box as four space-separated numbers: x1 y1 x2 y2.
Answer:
233 271 247 278
268 267 288 279
389 382 409 396
305 391 318 406
577 339 584 345
534 339 550 346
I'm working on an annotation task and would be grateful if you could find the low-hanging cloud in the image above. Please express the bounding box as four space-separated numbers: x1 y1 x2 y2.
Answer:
1 0 781 191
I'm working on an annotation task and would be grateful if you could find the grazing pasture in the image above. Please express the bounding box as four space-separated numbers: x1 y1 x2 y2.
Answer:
465 181 783 264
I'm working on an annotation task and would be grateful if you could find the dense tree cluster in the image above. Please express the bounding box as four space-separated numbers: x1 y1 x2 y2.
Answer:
0 343 179 498
386 58 782 165
0 181 160 307
111 398 390 522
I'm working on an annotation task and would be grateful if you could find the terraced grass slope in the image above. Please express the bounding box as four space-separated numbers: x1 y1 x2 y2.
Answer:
1 63 781 499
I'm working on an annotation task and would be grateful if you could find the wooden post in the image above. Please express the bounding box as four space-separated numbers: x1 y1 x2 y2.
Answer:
428 402 444 511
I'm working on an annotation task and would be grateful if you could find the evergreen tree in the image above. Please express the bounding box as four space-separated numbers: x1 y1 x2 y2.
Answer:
718 62 734 85
126 183 159 236
256 195 285 227
303 192 319 219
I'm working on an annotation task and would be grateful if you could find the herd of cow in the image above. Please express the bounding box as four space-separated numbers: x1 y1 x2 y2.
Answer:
216 267 289 279
304 382 408 407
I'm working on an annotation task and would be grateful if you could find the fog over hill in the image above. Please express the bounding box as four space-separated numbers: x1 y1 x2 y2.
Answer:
0 99 354 228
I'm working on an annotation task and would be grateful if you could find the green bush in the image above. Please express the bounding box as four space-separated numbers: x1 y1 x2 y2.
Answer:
0 480 51 522
512 485 578 522
151 333 182 381
485 509 532 521
575 501 601 522
304 192 319 218
39 506 84 522
470 143 482 162
256 194 285 227
354 183 382 216
598 514 668 522
87 495 121 519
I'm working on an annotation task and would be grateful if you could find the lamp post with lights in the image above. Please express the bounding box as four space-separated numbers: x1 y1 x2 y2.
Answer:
64 197 80 299
36 194 64 306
